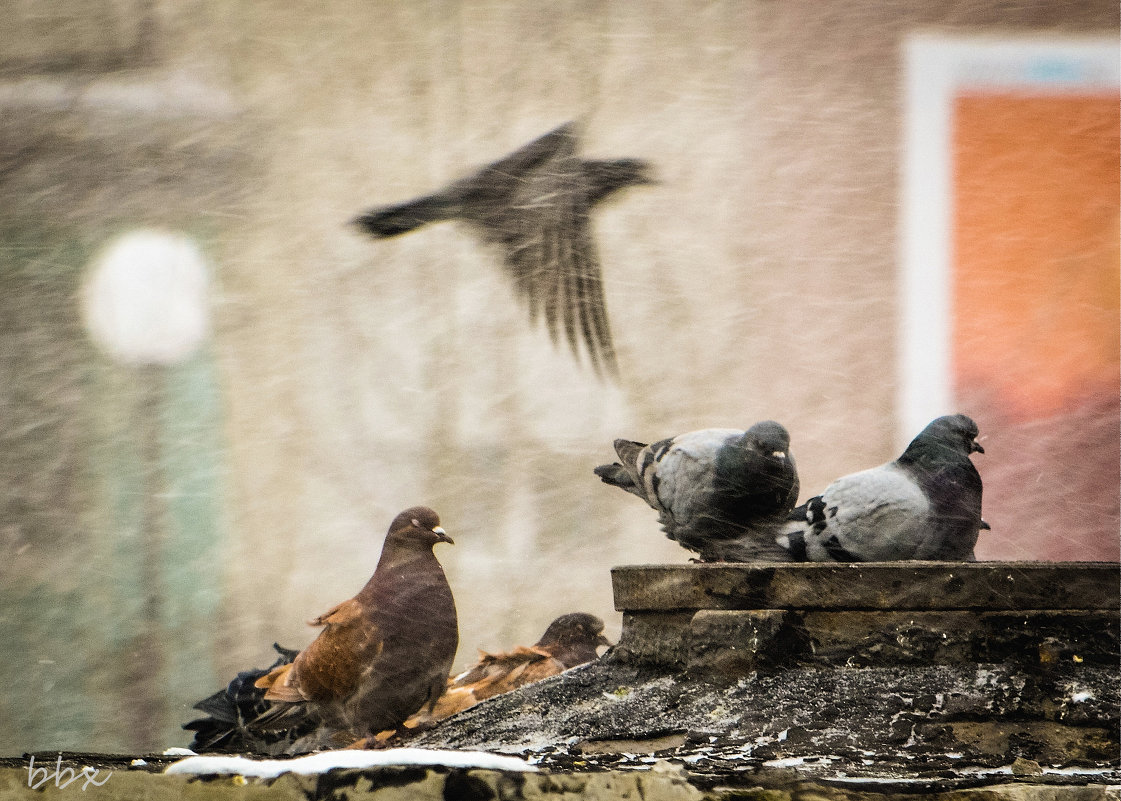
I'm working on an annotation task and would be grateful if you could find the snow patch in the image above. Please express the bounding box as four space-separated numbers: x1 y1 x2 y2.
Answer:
165 748 536 777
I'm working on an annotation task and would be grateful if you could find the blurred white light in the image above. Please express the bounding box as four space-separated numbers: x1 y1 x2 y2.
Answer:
82 229 211 365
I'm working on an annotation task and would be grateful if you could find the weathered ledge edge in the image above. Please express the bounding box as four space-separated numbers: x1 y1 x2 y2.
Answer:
610 561 1120 671
1 755 1116 801
408 561 1119 789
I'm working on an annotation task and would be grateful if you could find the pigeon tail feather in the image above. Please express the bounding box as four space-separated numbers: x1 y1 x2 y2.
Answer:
353 194 461 238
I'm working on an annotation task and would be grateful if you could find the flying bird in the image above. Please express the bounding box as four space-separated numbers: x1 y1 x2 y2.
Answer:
406 612 612 726
777 414 988 562
184 507 458 753
595 421 799 562
353 122 654 377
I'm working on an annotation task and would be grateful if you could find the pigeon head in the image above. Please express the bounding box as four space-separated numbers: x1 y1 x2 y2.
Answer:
711 421 799 529
744 420 792 459
908 414 984 459
585 158 657 203
535 613 611 667
537 613 610 648
385 506 454 548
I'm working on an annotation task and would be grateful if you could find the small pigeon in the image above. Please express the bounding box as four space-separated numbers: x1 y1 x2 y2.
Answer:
405 613 611 726
353 122 654 376
193 507 460 752
777 414 988 562
594 421 800 562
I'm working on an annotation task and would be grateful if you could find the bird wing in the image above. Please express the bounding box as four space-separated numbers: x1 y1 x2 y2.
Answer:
353 123 575 238
445 650 500 689
495 131 618 376
402 645 559 726
593 438 653 502
470 646 564 699
308 598 363 627
907 458 985 560
806 463 930 561
651 430 743 533
414 685 479 723
255 662 304 703
478 122 578 181
259 598 384 705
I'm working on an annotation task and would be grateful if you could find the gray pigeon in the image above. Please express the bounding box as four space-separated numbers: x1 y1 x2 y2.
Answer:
594 421 799 562
777 414 988 562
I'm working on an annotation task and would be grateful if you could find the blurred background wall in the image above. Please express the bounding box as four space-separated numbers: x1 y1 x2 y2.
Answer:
0 1 1116 754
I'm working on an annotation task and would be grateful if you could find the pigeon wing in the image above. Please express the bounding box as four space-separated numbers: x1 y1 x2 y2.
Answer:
261 599 383 705
907 459 985 560
354 123 575 238
804 463 930 561
649 429 743 544
491 133 618 375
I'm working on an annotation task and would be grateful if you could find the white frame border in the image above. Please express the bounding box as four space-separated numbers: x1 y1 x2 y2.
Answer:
898 34 1119 448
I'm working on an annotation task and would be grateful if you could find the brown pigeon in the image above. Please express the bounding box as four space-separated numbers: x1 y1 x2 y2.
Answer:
353 122 654 377
405 612 611 726
251 506 458 745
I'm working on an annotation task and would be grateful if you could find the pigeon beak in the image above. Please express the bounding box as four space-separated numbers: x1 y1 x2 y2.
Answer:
979 519 991 531
596 634 613 648
971 440 985 454
432 526 454 545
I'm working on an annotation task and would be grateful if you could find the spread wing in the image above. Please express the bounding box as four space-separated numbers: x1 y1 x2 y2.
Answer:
494 133 617 375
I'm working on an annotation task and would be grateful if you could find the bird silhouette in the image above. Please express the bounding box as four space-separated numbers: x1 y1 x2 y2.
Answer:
354 122 654 377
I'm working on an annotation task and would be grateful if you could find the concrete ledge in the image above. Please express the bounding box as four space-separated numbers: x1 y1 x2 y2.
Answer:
399 563 1120 785
8 564 1113 795
611 562 1120 612
613 563 1121 671
687 609 1119 674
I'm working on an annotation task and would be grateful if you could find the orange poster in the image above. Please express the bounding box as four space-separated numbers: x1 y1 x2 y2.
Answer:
952 92 1119 559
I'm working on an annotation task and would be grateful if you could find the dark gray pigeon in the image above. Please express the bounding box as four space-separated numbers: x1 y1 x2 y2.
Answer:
594 421 799 562
777 413 988 562
354 122 654 377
